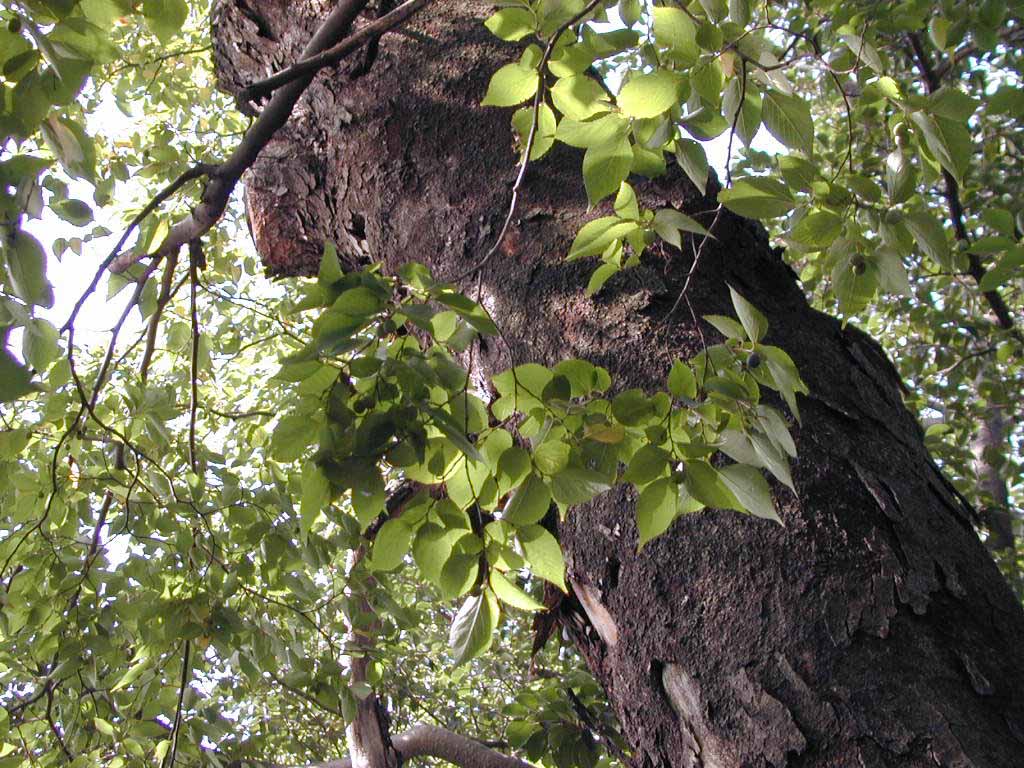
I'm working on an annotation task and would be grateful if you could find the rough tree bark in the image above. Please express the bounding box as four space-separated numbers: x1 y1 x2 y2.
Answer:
212 1 1024 766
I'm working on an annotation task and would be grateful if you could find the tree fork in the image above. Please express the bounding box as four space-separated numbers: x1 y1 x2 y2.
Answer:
212 1 1024 766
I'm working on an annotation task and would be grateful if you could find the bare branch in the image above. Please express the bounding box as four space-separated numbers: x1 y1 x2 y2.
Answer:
237 723 535 768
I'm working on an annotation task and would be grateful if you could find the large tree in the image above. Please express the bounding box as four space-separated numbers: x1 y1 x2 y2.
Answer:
1 1 1023 767
208 0 1024 764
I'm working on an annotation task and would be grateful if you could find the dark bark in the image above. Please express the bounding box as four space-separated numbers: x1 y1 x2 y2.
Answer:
212 2 1024 766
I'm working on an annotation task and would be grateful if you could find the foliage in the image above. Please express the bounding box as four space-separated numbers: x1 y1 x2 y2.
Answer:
0 0 1021 765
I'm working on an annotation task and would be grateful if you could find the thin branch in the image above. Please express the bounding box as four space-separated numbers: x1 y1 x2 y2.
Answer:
163 641 191 768
45 682 73 761
139 251 181 381
62 163 212 330
238 0 434 106
291 723 535 768
188 240 202 474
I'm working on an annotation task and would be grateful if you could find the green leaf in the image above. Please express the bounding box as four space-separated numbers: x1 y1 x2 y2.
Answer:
413 523 455 584
110 653 150 693
728 285 768 343
730 0 752 26
583 136 633 206
839 32 884 73
318 242 343 287
617 69 682 118
351 464 386 528
428 407 483 462
623 445 671 486
718 463 780 523
490 571 544 611
299 462 329 535
517 524 567 591
586 261 620 295
143 0 188 44
762 90 814 155
335 286 384 317
556 112 630 149
791 210 842 249
449 588 499 665
512 102 557 160
876 247 911 295
722 78 762 147
271 413 316 462
979 246 1024 291
485 8 535 41
22 318 59 371
550 74 610 120
904 210 950 268
0 348 36 403
653 208 710 249
372 519 413 570
910 111 971 184
928 15 949 49
703 314 746 340
927 88 980 122
54 198 93 226
668 359 697 399
749 430 794 491
611 388 653 425
653 7 698 64
761 345 807 423
636 478 680 547
550 466 610 506
482 62 539 107
4 230 53 308
675 139 709 196
684 460 738 508
567 216 637 260
614 182 640 220
718 177 794 219
503 473 552 525
40 115 96 180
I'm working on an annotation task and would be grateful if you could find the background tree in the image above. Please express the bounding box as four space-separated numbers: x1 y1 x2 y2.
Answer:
0 1 1022 767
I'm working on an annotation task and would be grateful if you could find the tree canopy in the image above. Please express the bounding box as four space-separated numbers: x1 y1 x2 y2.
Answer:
0 0 1021 766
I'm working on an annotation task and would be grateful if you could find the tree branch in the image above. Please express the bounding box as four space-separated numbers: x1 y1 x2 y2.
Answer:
237 0 434 107
110 0 374 274
905 32 1017 332
245 723 534 768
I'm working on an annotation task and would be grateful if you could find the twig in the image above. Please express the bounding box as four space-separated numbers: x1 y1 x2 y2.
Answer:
139 251 182 381
62 163 212 328
163 641 191 768
45 683 73 760
188 240 202 474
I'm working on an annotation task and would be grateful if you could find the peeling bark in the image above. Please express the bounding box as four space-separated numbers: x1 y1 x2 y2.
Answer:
212 2 1024 766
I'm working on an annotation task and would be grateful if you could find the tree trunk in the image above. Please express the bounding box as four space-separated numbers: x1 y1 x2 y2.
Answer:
211 2 1024 765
